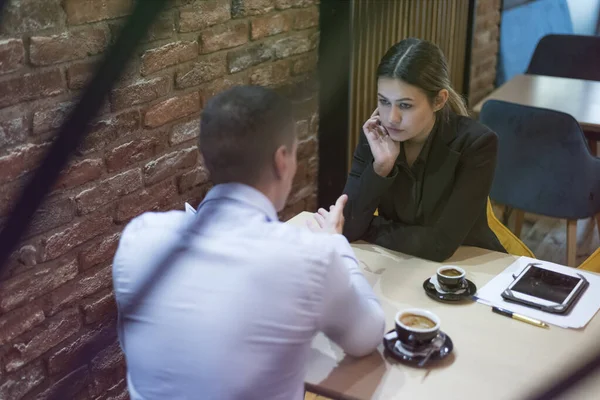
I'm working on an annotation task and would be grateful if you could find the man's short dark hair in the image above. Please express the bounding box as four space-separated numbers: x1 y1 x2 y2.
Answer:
200 85 295 185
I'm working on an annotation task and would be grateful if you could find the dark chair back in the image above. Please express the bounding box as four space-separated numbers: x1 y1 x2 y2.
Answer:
527 34 600 82
479 100 600 219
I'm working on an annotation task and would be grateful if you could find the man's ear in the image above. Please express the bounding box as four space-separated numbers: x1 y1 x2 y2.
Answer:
273 144 288 180
435 89 449 111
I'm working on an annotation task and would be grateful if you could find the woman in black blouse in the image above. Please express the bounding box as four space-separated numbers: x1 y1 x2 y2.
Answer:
339 38 506 262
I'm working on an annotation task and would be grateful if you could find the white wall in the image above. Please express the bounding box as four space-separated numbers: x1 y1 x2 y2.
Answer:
567 0 600 34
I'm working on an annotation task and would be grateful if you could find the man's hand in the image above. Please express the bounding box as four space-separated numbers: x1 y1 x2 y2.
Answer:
307 194 348 235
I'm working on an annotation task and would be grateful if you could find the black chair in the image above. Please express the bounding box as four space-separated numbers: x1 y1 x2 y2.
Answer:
480 100 600 267
527 34 600 153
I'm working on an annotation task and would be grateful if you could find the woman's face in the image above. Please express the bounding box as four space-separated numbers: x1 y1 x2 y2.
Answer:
376 77 439 143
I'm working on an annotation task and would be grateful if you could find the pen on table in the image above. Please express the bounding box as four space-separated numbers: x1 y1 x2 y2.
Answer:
491 307 550 329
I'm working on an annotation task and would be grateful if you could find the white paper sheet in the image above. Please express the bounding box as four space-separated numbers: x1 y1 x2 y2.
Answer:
475 256 600 329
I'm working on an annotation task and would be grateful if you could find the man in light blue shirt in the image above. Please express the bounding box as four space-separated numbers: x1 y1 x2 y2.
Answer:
113 86 386 400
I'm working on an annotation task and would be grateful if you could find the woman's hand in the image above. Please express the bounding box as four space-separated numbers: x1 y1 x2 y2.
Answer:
363 109 400 177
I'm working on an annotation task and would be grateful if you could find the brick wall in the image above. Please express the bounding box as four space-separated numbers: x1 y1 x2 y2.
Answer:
468 0 501 106
0 0 320 399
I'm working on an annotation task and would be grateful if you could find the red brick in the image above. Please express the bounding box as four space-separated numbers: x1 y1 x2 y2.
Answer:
476 0 498 17
0 180 22 218
34 365 89 400
55 158 104 190
250 60 290 86
144 92 200 128
251 13 293 40
298 136 317 159
309 112 318 134
144 147 198 185
4 308 81 372
293 6 318 30
474 25 499 49
296 119 309 139
175 54 228 89
199 74 247 105
45 264 112 316
227 42 273 73
199 21 249 54
178 167 210 193
80 233 120 270
75 169 143 215
275 0 314 9
146 11 176 42
472 40 499 64
182 182 212 208
0 114 26 149
17 244 39 269
27 196 76 238
105 131 166 172
95 379 128 400
0 258 78 312
64 0 134 25
116 180 178 222
307 155 317 180
111 76 170 111
179 0 231 32
0 0 65 35
0 38 24 75
0 304 45 346
279 198 306 221
89 341 125 397
272 31 315 59
288 183 313 204
0 143 48 185
110 11 175 44
67 61 97 90
47 319 116 375
81 289 117 324
171 119 200 145
42 214 113 261
32 101 74 135
0 361 45 400
306 192 317 212
140 41 199 76
232 0 275 17
0 69 65 108
79 110 141 154
30 26 109 66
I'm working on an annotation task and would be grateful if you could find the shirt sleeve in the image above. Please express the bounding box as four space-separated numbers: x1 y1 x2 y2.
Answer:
317 234 386 357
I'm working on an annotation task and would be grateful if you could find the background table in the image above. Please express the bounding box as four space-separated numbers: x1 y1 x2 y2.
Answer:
473 74 600 133
289 212 600 400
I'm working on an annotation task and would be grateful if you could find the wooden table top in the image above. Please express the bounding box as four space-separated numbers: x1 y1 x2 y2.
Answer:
288 212 600 400
473 74 600 133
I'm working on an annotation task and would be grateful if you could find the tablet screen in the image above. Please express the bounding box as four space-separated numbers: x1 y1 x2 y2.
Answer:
511 266 581 303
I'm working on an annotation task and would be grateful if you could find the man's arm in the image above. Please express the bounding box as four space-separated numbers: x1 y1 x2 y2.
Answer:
317 235 386 357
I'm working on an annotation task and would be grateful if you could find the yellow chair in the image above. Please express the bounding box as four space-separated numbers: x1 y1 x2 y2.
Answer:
373 198 535 258
579 247 600 273
486 198 535 258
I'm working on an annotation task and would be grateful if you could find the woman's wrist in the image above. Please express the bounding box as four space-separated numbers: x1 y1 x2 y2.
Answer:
373 161 393 177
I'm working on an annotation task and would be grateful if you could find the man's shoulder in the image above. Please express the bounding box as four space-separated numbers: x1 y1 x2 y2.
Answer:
121 210 188 242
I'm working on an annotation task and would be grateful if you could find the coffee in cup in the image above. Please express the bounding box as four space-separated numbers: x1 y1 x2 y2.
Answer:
437 265 466 289
395 308 440 349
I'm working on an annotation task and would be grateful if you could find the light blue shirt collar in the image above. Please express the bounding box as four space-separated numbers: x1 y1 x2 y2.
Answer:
200 183 279 222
